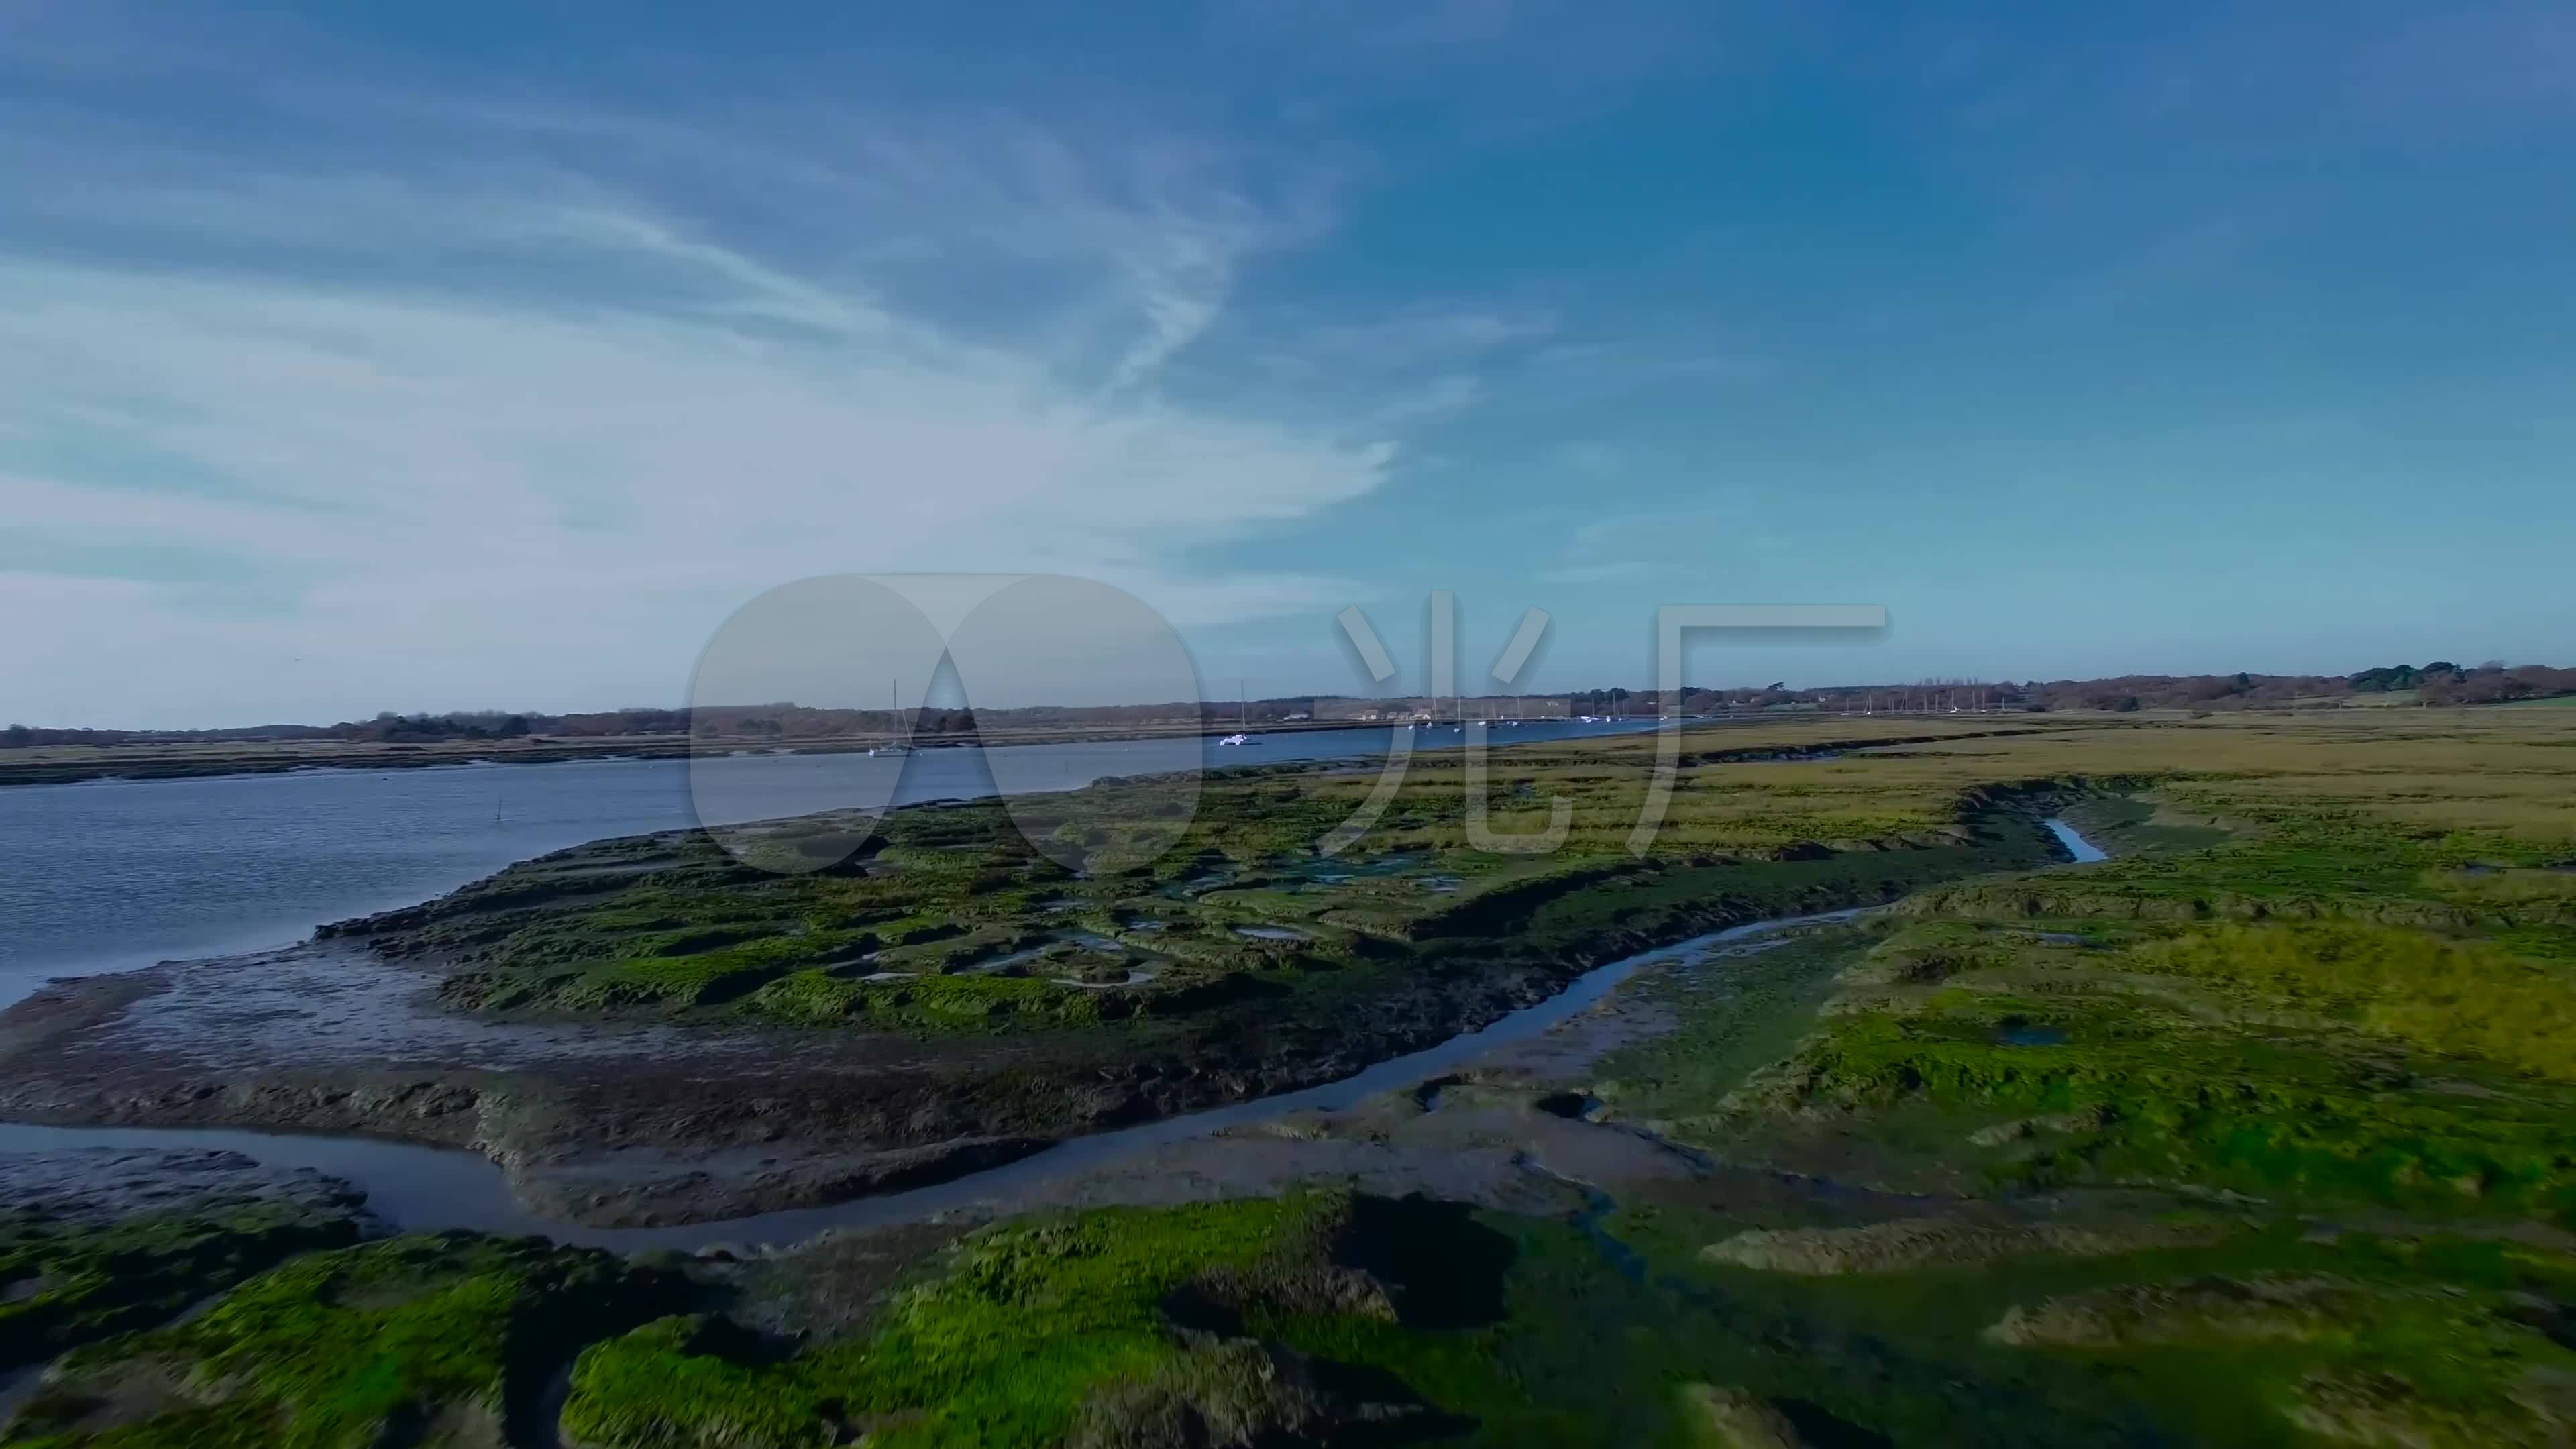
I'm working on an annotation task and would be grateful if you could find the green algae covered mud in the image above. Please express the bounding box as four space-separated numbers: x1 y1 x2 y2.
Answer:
0 720 2072 1226
9 710 2576 1446
1 1150 371 1374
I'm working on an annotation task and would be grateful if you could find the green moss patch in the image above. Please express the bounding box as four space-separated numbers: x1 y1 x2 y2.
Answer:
1 1202 366 1371
7 1235 677 1449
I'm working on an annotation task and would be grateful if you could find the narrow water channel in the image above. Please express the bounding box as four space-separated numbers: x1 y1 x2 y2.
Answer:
2046 816 2110 863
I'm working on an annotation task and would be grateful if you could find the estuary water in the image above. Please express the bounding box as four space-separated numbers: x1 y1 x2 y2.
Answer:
0 718 1659 1006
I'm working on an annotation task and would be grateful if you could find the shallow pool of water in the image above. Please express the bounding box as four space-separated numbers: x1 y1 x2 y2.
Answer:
1233 926 1311 942
2045 818 2110 864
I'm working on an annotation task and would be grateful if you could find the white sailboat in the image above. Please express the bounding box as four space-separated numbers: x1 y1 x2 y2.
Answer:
1216 680 1259 746
869 680 916 756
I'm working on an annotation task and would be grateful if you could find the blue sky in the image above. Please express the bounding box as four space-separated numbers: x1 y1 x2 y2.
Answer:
3 1 2571 725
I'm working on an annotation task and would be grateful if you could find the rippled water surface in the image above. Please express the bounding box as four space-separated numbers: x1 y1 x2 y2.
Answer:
0 720 1662 1005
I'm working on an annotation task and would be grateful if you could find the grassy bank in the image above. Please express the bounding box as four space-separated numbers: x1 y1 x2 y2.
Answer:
267 718 2086 1160
1569 712 2576 1446
10 710 2576 1446
326 716 2070 1035
1 1202 367 1372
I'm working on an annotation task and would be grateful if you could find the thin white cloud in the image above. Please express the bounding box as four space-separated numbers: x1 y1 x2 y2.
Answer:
1533 501 1794 594
1295 305 1558 363
1536 559 1669 585
1523 341 1772 394
1362 374 1486 430
0 87 1413 724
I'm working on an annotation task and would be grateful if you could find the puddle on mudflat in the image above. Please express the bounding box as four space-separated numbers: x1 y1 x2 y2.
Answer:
1412 1075 1465 1112
2043 818 2108 865
1051 969 1155 991
1275 852 1422 883
963 946 1053 976
1532 1091 1601 1121
1160 871 1237 899
1234 926 1311 942
103 943 772 1071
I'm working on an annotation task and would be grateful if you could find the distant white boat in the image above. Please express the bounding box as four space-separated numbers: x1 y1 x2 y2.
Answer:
872 678 917 756
1219 680 1258 747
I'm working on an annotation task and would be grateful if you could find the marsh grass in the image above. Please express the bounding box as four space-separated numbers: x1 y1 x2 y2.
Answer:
560 1191 1402 1449
25 709 2576 1447
2134 922 2576 1082
0 1204 365 1371
7 1235 673 1449
1548 712 2576 1442
358 710 2576 1048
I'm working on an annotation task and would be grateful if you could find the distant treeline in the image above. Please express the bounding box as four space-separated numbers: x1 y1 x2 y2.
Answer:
1538 663 2575 716
0 701 1225 749
1800 661 2576 715
7 661 2571 748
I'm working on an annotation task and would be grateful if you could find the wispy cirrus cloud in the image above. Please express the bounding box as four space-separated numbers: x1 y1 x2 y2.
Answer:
1536 559 1670 586
0 42 1468 724
1531 500 1794 593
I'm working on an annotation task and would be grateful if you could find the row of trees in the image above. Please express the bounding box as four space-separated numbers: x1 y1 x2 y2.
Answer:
1840 663 2576 714
363 711 535 742
8 661 2571 749
1671 661 2575 716
2420 665 2576 705
2349 663 2462 693
700 707 979 739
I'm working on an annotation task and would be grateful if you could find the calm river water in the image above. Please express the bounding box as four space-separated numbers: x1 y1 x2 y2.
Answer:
0 719 1660 1006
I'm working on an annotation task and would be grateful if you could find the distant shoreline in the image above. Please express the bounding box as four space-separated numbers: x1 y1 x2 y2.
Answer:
9 694 2551 790
0 718 1379 789
0 714 1707 790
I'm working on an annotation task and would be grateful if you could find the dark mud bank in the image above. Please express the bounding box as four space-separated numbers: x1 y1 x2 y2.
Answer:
0 908 1877 1252
0 790 2108 1234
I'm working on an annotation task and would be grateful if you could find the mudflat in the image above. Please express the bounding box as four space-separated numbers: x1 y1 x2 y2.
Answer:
11 710 2576 1446
0 718 2059 1226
